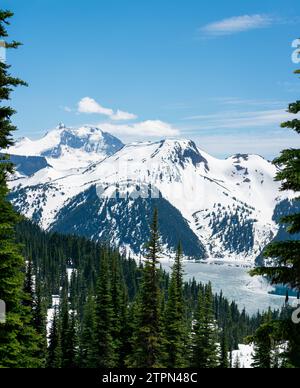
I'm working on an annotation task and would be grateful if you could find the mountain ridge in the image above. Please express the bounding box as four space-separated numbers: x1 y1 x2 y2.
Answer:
6 124 294 263
8 124 124 171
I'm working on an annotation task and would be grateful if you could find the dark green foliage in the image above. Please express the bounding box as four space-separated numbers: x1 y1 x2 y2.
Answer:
281 317 300 368
126 209 166 368
59 281 77 369
64 311 77 369
0 9 43 368
95 251 116 368
251 323 275 369
33 284 48 364
110 252 129 367
219 326 229 369
47 307 62 368
164 243 189 368
251 69 300 368
15 218 265 368
252 89 300 288
78 294 97 368
0 7 279 370
192 283 219 368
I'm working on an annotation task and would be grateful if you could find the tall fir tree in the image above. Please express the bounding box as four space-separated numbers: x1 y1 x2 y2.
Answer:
164 243 189 368
0 10 42 368
110 251 127 367
95 250 116 368
59 278 77 369
192 283 219 368
126 209 166 368
251 71 300 288
251 322 275 369
59 276 70 368
219 325 229 369
251 67 300 367
280 318 300 368
78 293 97 368
47 306 62 369
33 283 47 365
18 258 45 368
64 311 77 369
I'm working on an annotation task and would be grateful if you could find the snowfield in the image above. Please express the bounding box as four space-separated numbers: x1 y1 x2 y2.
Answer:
232 345 254 368
7 124 295 264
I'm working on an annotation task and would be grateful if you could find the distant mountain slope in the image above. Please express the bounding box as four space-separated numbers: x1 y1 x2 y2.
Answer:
256 198 300 266
1 154 50 177
7 125 295 263
8 123 124 170
50 186 206 258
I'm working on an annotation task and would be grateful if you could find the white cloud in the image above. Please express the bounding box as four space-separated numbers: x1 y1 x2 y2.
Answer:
212 97 287 108
78 97 114 116
194 131 300 159
110 110 138 121
200 14 274 37
184 109 297 130
76 98 179 139
77 97 137 121
194 132 300 160
100 120 180 138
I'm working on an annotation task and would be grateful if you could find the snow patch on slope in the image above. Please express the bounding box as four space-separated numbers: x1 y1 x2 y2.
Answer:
8 124 124 171
232 345 254 369
8 130 293 263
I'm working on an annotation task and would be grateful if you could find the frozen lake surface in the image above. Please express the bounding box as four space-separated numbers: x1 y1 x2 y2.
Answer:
161 261 287 316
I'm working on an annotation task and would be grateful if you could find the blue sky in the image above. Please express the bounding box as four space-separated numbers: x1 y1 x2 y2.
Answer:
2 0 300 158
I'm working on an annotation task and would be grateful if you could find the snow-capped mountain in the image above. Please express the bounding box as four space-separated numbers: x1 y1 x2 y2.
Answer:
8 123 124 172
6 125 295 263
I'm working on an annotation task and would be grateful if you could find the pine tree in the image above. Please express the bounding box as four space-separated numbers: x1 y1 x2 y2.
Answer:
126 209 166 368
281 317 300 368
251 323 274 369
60 278 70 368
164 243 188 368
78 293 97 368
64 311 77 369
251 73 300 287
251 67 300 367
234 355 241 369
0 9 42 368
219 326 229 369
33 284 47 365
192 283 219 368
249 310 283 369
59 276 77 369
110 252 127 367
95 251 116 368
47 307 62 368
18 259 45 368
